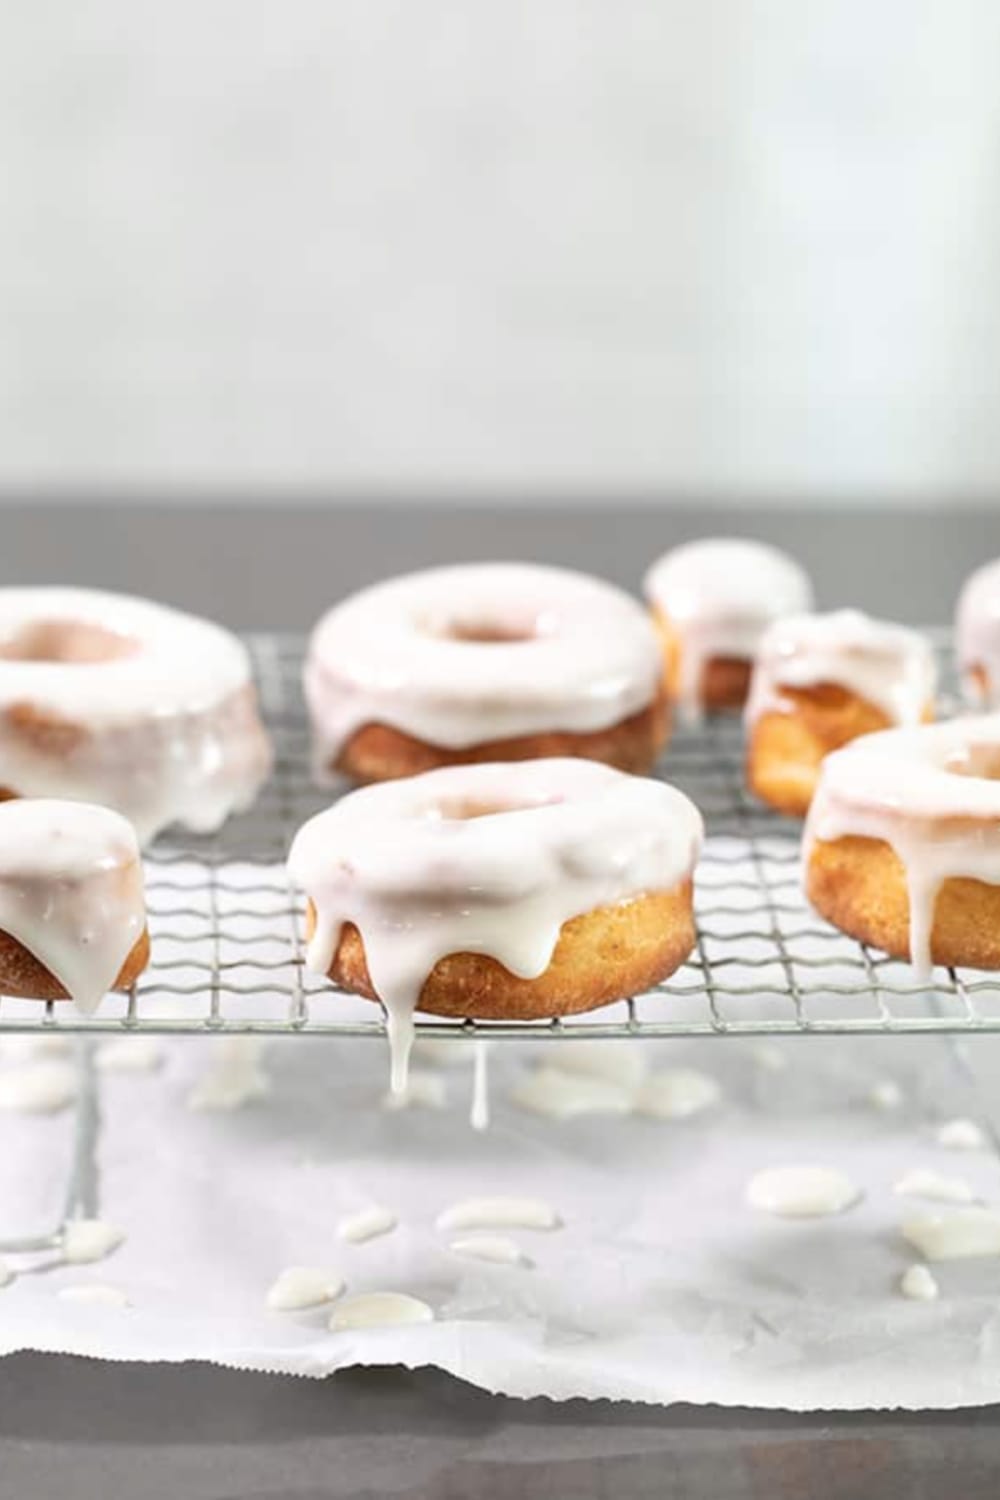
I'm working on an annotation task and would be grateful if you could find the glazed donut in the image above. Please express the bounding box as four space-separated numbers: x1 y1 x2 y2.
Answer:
0 799 148 1011
303 564 668 783
643 538 813 722
956 558 1000 706
805 714 1000 976
746 611 936 817
288 759 703 1086
0 588 272 843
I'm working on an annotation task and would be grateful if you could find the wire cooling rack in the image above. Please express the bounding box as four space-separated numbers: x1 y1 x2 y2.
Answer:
0 629 997 1043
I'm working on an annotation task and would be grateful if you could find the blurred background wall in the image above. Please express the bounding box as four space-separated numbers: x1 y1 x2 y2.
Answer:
2 0 1000 504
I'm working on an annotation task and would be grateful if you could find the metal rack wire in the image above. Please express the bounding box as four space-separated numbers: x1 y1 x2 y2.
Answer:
1 629 997 1044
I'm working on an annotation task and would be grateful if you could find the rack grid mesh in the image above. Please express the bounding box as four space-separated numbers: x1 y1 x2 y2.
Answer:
1 629 997 1043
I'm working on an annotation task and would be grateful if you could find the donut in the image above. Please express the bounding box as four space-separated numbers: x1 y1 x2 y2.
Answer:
0 588 272 842
287 759 703 1087
746 610 936 817
0 799 149 1011
303 564 668 783
804 715 1000 976
956 558 1000 706
643 538 813 722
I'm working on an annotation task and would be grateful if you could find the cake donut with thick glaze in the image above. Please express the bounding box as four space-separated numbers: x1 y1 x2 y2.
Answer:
805 715 1000 976
0 588 272 843
288 759 703 1087
303 564 668 783
0 799 149 1010
643 538 813 723
746 610 936 817
956 558 1000 707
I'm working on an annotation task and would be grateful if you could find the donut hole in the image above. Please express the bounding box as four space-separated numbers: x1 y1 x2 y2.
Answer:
0 619 139 665
428 794 562 822
945 743 1000 781
417 608 554 645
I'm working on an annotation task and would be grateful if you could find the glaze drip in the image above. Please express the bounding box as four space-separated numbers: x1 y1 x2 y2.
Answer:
0 799 145 1013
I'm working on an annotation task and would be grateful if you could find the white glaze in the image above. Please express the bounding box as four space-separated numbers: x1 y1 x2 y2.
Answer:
58 1282 130 1308
470 1041 490 1132
187 1037 270 1111
893 1168 976 1204
869 1078 904 1112
435 1196 561 1233
745 610 935 730
329 1292 434 1330
289 758 702 1090
547 1040 647 1091
901 1206 1000 1261
636 1067 721 1120
643 538 813 722
337 1205 398 1244
0 800 144 1014
957 558 1000 705
900 1264 939 1301
96 1036 164 1074
0 588 272 844
266 1266 344 1311
448 1234 529 1266
805 714 1000 978
0 1059 77 1113
511 1064 633 1120
304 564 662 769
745 1165 861 1218
936 1118 987 1151
62 1218 125 1264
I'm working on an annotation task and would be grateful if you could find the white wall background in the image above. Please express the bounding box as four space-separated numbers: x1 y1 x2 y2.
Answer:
2 0 1000 501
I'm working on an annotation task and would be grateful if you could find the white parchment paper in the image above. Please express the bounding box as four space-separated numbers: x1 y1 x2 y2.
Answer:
1 844 1000 1409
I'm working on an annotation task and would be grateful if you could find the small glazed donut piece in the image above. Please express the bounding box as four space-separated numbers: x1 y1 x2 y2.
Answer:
643 538 813 722
0 588 272 844
804 715 1000 976
288 759 703 1087
0 799 149 1010
957 558 1000 706
303 564 668 783
746 611 936 817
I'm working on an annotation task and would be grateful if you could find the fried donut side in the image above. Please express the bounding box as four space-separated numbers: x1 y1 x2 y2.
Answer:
307 883 695 1021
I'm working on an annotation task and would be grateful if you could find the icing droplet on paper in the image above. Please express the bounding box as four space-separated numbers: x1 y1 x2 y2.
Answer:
0 1060 77 1114
329 1292 433 1330
436 1196 561 1233
266 1266 344 1311
901 1206 1000 1261
746 1165 861 1218
936 1118 986 1151
62 1219 125 1265
893 1168 975 1205
97 1036 164 1074
636 1068 721 1120
900 1264 939 1301
511 1065 632 1120
337 1206 397 1244
188 1037 269 1112
448 1234 529 1266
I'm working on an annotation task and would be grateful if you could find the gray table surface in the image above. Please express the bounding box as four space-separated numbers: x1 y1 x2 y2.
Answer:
2 501 1000 1500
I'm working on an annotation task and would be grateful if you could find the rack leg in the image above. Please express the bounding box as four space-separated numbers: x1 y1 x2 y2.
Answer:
0 1036 100 1256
